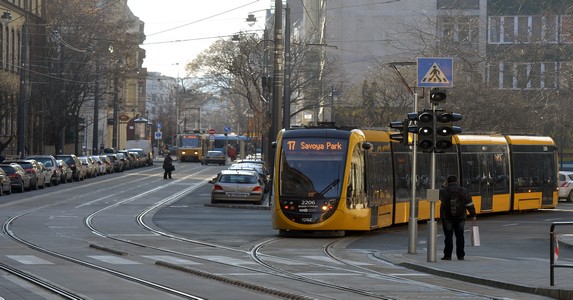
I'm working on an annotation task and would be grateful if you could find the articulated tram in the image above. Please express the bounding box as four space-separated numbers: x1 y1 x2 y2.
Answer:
271 126 558 234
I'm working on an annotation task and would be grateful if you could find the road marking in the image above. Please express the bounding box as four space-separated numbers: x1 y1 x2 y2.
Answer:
88 255 140 264
197 256 256 265
142 255 200 265
7 255 53 265
303 256 343 264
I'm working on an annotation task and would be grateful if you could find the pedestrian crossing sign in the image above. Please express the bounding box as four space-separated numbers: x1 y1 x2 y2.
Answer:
417 57 453 88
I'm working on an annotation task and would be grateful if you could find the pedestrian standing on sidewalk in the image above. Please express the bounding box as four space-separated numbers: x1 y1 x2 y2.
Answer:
439 175 476 260
163 152 173 179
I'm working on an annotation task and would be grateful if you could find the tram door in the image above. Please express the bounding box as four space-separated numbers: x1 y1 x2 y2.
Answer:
479 153 494 211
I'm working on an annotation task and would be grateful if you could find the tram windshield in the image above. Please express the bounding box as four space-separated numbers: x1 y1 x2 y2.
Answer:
179 135 200 148
279 137 348 198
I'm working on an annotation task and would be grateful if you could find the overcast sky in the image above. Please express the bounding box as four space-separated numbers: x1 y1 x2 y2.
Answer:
128 0 271 78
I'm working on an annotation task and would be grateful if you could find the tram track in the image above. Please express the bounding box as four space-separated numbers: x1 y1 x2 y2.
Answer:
0 165 209 300
81 165 522 299
0 163 540 299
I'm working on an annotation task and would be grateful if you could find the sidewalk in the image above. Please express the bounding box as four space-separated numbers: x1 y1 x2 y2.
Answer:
375 234 573 300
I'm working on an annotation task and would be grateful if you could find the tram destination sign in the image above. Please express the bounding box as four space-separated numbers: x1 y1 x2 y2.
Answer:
284 138 347 156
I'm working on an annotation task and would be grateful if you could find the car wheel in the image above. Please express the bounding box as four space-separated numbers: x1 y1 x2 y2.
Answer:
6 185 11 195
21 180 26 192
0 184 3 196
32 179 38 190
568 191 573 202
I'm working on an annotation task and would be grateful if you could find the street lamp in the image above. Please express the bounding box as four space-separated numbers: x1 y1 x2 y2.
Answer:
112 60 124 149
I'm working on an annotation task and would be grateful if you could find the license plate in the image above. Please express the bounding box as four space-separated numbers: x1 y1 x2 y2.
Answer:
226 193 248 198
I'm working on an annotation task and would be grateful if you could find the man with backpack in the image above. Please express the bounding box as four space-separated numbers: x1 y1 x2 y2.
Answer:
439 175 477 260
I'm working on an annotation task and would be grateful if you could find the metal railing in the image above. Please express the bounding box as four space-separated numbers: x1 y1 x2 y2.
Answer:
550 222 573 286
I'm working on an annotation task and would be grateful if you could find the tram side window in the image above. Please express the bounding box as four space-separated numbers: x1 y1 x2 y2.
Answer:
366 148 393 207
493 153 509 194
461 153 481 194
436 152 458 188
513 153 549 190
393 151 413 203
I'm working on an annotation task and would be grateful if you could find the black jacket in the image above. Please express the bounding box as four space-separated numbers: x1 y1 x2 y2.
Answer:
439 182 476 220
162 155 173 170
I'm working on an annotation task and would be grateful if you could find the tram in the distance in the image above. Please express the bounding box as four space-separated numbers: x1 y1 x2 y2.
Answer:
175 133 205 162
271 125 558 235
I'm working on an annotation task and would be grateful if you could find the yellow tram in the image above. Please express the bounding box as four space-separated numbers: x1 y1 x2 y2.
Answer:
175 133 205 162
271 126 558 235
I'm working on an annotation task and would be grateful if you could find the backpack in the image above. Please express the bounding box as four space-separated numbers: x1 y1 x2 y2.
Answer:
446 190 466 219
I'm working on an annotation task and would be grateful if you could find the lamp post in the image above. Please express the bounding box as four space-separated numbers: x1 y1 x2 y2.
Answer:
112 60 124 149
17 10 28 158
388 61 418 255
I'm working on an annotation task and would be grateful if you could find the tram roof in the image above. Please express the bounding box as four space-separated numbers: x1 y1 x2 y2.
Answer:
454 134 507 145
282 128 353 139
504 135 555 145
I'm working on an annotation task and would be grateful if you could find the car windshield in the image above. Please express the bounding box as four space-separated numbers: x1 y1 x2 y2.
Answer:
208 151 223 157
31 157 53 167
0 166 15 174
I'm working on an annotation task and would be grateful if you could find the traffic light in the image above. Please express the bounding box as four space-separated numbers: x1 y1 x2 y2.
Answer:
417 110 434 150
430 88 447 104
434 111 462 151
389 119 409 145
389 112 419 145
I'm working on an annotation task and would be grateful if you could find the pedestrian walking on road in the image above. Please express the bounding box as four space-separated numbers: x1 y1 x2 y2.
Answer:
163 152 173 179
439 175 476 260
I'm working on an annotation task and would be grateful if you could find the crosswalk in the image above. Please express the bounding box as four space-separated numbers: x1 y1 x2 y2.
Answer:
5 254 375 267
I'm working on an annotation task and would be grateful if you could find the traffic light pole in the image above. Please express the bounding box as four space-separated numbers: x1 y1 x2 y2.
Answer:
408 92 419 254
427 103 438 262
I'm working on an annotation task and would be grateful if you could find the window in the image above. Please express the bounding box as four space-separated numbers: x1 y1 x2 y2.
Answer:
488 62 559 90
439 16 479 48
437 0 479 9
489 15 566 44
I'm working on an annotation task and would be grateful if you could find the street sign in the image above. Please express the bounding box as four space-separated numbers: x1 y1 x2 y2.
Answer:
209 134 215 141
224 127 231 133
209 128 215 134
154 132 162 140
417 57 453 88
156 122 162 129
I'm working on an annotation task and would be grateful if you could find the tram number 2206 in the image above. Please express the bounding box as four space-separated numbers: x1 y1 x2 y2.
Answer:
300 200 316 207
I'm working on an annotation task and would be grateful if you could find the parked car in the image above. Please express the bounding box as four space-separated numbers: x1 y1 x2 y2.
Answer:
106 154 124 172
128 147 153 166
56 159 73 183
117 152 131 170
0 163 32 192
202 150 226 166
228 162 270 192
37 162 53 187
559 171 573 202
98 155 113 174
0 168 12 195
3 159 46 190
25 155 61 186
54 154 85 181
209 169 265 204
79 156 98 178
90 156 107 175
